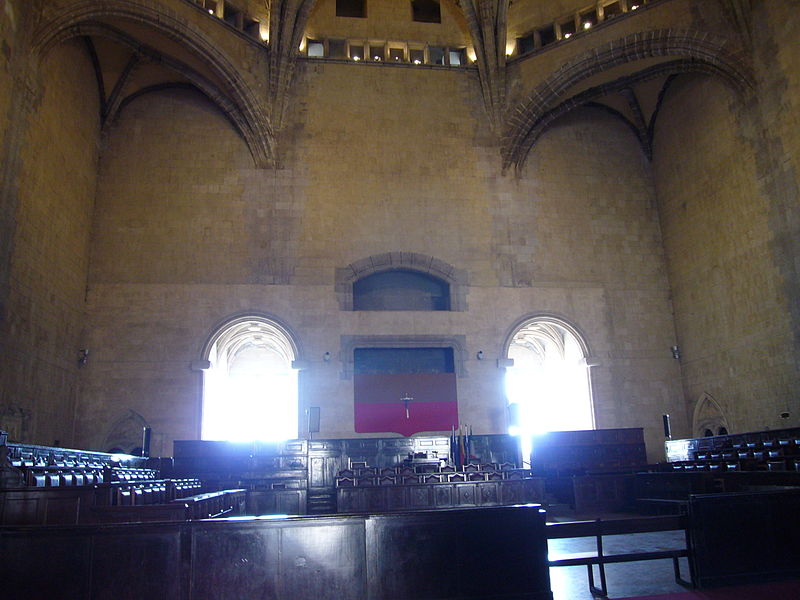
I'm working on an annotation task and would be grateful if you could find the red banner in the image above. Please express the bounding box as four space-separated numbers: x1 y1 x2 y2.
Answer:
354 373 458 437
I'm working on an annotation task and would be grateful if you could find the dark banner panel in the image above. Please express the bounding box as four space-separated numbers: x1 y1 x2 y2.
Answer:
354 347 454 374
354 373 458 436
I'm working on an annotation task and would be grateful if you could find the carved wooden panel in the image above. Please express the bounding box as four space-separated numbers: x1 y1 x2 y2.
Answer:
310 457 326 488
478 482 499 504
364 488 386 512
408 485 432 509
454 483 477 506
386 486 406 510
499 480 523 505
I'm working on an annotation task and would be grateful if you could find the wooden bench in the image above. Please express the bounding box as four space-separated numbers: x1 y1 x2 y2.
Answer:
175 489 247 519
82 489 247 523
83 503 192 524
637 497 689 515
546 515 692 597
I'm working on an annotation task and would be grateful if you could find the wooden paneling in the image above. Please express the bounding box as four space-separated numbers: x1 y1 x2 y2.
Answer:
91 530 182 599
0 505 553 600
688 490 800 588
172 435 521 515
532 428 647 473
248 489 307 515
573 474 635 512
337 479 544 513
0 487 97 525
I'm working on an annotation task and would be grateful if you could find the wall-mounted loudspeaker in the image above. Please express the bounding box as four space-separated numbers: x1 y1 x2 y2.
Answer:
662 414 671 439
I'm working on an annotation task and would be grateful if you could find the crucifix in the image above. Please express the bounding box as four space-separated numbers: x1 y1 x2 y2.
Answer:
401 393 414 419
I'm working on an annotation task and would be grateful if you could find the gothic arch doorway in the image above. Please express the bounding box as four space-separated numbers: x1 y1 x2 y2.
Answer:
505 316 595 464
201 316 299 441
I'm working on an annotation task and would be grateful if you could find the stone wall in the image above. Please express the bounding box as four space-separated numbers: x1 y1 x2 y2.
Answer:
81 49 683 459
2 38 100 445
653 71 798 435
514 107 684 456
306 0 469 46
0 0 15 153
1 0 798 463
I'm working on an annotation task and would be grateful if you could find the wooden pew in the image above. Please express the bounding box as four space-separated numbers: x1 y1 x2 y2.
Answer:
0 486 101 525
176 489 247 520
81 489 246 523
547 515 692 597
82 503 192 524
0 478 206 525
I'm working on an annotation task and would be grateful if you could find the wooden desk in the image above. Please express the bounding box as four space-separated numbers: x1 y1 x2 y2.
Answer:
0 504 553 600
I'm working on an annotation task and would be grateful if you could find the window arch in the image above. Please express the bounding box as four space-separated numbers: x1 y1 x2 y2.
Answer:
353 269 450 310
201 316 299 442
505 316 595 463
335 252 468 311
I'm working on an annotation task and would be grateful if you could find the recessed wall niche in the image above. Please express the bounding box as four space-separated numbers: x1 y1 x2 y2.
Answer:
335 252 468 311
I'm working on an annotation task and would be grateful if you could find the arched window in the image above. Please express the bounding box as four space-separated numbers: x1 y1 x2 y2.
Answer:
353 269 450 311
505 317 595 463
201 317 298 442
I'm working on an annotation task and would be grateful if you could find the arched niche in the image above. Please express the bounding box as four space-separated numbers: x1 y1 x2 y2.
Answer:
692 393 730 438
336 252 468 311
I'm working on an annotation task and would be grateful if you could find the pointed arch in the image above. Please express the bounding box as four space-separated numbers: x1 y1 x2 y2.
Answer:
31 0 274 167
503 29 754 172
692 393 731 438
103 410 149 455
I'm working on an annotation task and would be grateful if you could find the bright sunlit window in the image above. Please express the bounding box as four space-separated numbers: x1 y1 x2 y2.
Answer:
506 318 594 465
202 318 298 442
